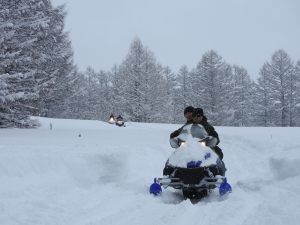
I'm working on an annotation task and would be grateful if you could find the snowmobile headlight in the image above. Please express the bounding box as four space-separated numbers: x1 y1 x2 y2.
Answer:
200 141 206 147
179 141 186 147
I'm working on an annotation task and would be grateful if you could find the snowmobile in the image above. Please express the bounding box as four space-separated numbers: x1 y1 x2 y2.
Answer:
150 124 232 200
108 117 116 124
108 114 116 124
116 119 125 127
115 115 125 127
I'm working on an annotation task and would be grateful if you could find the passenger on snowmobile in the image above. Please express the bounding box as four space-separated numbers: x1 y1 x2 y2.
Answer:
192 108 224 159
108 113 116 124
115 115 125 127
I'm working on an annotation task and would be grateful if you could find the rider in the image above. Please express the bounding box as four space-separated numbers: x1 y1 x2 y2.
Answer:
170 106 194 139
192 108 224 159
108 113 116 124
115 115 125 127
170 107 224 159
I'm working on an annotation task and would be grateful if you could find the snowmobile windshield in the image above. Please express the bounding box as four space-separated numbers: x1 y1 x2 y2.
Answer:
179 124 208 141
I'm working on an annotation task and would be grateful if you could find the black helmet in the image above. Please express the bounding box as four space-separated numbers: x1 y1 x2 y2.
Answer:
184 106 194 115
193 108 204 117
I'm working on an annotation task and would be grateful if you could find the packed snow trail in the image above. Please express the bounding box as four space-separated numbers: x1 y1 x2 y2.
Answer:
0 118 300 225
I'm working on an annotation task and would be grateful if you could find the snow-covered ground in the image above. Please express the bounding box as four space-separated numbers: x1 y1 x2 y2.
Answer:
1 117 300 225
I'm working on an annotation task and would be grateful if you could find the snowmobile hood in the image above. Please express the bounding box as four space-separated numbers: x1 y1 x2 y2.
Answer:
168 124 218 168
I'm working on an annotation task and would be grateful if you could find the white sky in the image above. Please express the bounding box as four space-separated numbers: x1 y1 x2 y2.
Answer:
52 0 300 79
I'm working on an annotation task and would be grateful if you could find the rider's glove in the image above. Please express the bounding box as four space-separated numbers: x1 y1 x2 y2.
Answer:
170 138 180 148
206 136 217 148
177 138 185 146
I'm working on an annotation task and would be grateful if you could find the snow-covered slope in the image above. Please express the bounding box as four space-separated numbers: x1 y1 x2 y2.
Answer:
0 117 300 225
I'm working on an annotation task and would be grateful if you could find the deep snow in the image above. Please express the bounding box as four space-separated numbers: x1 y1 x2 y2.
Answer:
0 117 300 225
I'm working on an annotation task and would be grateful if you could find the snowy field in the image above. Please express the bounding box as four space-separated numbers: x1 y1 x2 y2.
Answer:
1 117 300 225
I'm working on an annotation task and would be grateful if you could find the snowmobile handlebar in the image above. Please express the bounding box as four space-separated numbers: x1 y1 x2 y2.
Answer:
181 136 213 146
170 136 215 149
198 136 211 143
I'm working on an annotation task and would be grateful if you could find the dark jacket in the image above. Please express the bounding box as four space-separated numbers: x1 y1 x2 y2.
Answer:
116 116 123 121
169 118 223 159
170 117 220 145
198 120 220 145
170 120 193 139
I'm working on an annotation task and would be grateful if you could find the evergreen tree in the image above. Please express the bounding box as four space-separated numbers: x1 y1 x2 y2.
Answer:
117 38 168 122
178 65 191 106
0 0 47 127
0 0 74 126
159 66 176 123
93 70 113 121
294 61 300 126
37 4 75 118
109 64 122 117
255 63 273 126
286 61 299 126
256 50 295 126
173 65 193 122
147 63 170 123
191 50 233 125
267 50 294 126
231 65 253 126
61 70 89 119
217 64 234 125
84 67 99 119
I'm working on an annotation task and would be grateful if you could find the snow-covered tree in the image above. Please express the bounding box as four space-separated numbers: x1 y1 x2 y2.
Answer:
116 38 168 122
191 50 233 125
0 0 45 127
0 74 13 127
286 61 299 127
176 65 191 107
172 65 193 122
109 64 122 117
231 65 254 126
35 3 74 118
158 66 176 122
255 63 273 126
255 50 295 126
0 0 74 127
91 69 113 121
83 67 100 119
294 61 300 126
61 70 89 119
271 50 294 126
217 64 235 126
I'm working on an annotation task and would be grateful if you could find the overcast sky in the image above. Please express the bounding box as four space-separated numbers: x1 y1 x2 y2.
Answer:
52 0 300 79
